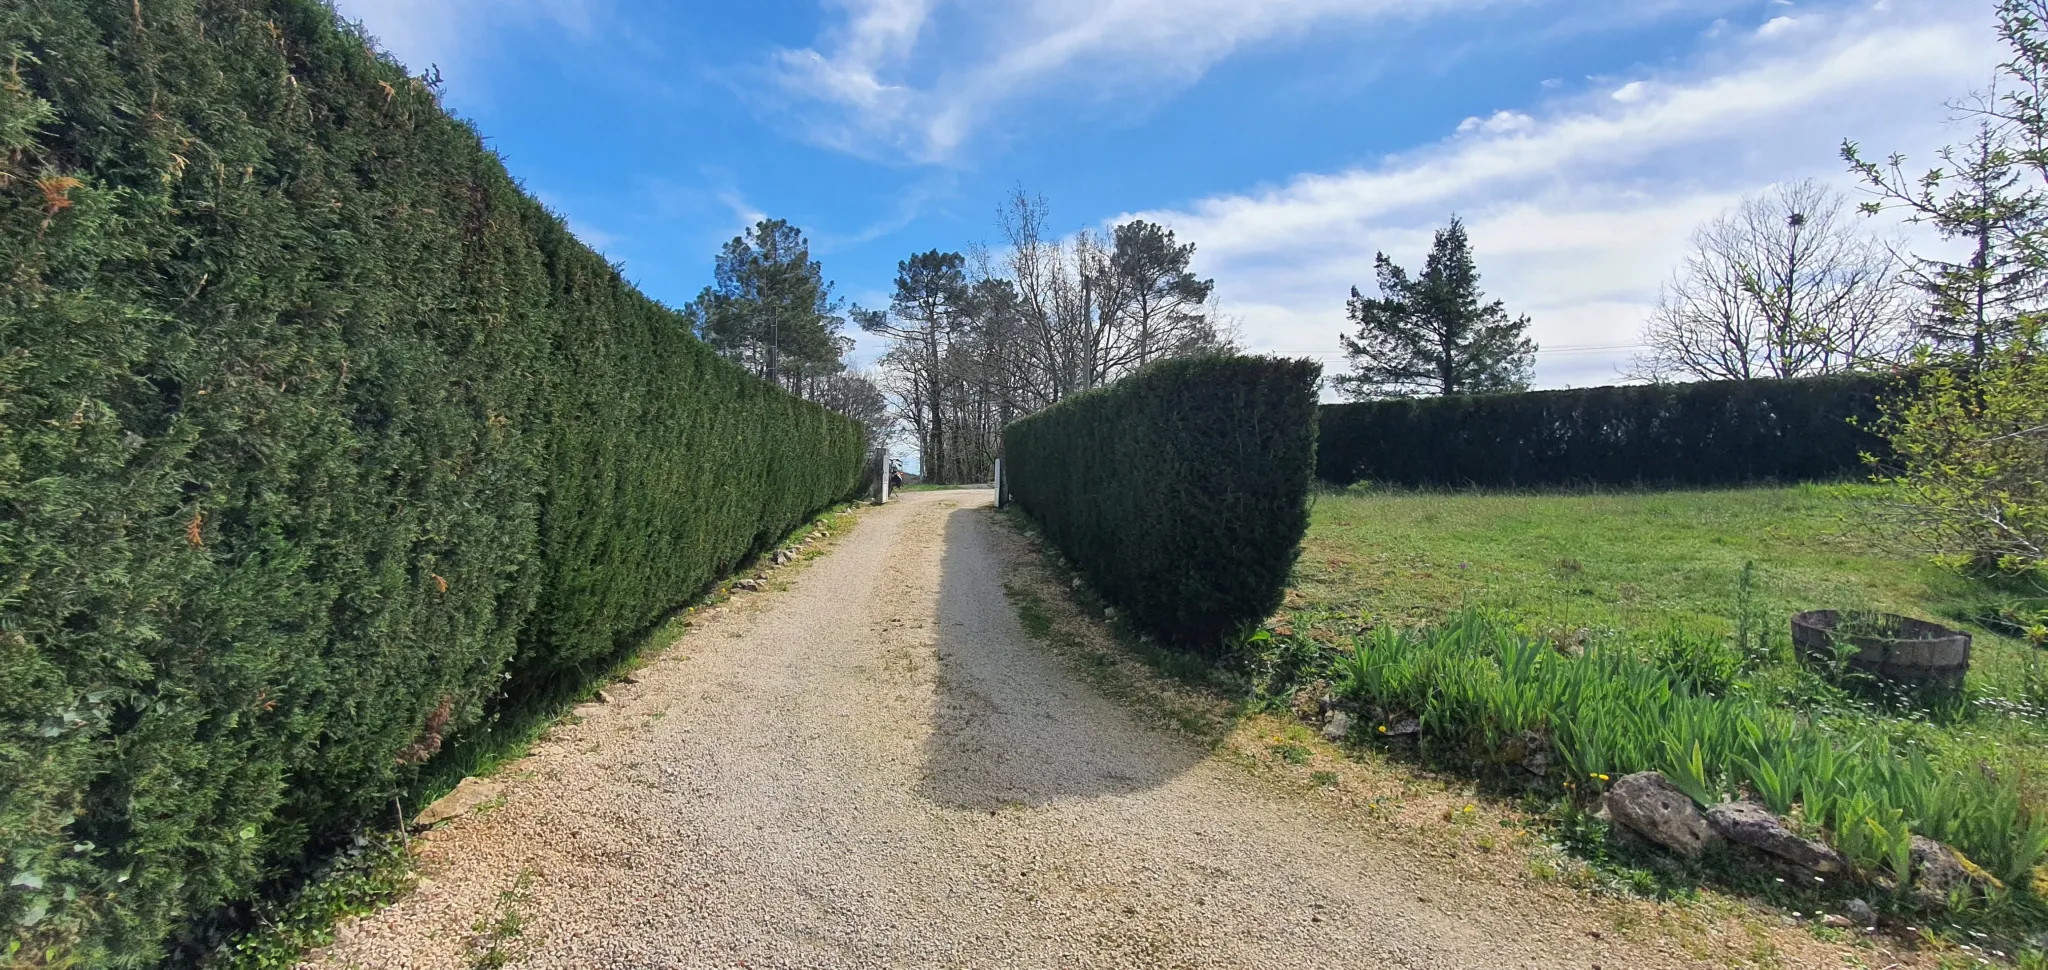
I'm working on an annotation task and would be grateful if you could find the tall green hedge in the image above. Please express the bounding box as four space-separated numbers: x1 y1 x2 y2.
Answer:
1003 356 1321 647
0 2 864 965
1316 373 1899 488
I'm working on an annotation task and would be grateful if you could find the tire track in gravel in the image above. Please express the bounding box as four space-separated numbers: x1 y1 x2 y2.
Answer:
306 489 1820 970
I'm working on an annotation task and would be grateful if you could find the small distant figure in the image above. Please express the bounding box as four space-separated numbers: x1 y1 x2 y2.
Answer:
888 464 904 491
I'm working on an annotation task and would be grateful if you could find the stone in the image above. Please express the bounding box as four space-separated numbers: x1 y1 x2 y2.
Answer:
1605 772 1719 858
1706 801 1846 874
1385 718 1421 737
1321 710 1352 742
413 777 501 827
1845 898 1877 928
1821 914 1852 928
593 689 613 705
1505 730 1551 776
1910 836 2003 906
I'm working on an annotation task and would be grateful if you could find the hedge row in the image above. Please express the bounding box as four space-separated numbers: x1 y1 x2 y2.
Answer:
0 2 864 965
1003 356 1321 646
1316 373 1900 488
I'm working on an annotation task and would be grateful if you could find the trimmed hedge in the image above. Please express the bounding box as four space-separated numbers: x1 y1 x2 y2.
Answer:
1317 373 1898 488
1003 356 1321 646
0 2 864 965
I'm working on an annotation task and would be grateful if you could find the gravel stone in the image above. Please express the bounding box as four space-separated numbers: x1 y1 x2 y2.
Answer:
412 778 501 828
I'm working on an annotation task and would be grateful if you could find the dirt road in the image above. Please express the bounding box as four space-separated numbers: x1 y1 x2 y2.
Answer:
309 490 1852 969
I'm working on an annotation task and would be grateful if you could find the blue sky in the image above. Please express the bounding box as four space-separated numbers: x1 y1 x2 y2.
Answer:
332 0 2000 388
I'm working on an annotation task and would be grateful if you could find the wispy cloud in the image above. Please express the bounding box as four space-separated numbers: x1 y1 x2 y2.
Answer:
330 0 603 78
1127 0 1996 388
769 0 1509 163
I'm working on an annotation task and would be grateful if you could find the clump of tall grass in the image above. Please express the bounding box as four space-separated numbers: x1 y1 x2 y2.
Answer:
1332 611 2048 890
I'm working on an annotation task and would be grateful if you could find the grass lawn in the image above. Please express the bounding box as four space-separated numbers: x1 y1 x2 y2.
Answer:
1288 483 2048 836
1295 483 2043 692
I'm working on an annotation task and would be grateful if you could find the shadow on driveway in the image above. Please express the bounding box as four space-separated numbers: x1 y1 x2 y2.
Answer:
912 503 1206 810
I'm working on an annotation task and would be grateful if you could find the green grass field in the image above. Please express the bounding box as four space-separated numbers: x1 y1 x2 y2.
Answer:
1297 484 2040 681
1289 483 2048 828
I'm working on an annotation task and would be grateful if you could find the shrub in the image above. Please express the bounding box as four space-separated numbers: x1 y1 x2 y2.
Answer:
0 2 863 965
1334 612 2048 888
1002 356 1321 647
1317 373 1899 488
1875 333 2048 577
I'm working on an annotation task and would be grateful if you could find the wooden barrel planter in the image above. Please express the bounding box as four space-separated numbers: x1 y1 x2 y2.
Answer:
1791 610 1971 695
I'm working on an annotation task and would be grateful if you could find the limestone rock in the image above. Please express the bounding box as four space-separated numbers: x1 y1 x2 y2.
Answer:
1911 836 2003 907
1706 801 1845 874
1606 772 1718 858
1321 710 1352 742
1845 898 1877 928
413 777 501 827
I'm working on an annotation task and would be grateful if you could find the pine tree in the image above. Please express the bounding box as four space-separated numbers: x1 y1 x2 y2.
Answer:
1334 217 1537 399
685 219 849 398
1845 115 2047 363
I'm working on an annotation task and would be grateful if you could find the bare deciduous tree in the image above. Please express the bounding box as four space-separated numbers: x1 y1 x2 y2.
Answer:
858 251 970 482
1634 180 1912 382
862 190 1235 482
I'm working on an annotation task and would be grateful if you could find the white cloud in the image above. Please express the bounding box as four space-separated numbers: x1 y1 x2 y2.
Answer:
330 0 601 79
770 0 1500 162
1610 80 1648 102
1758 15 1801 37
716 190 769 233
1125 0 1996 390
1458 110 1536 134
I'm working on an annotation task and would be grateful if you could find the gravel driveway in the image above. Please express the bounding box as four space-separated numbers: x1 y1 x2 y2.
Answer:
306 490 1824 970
